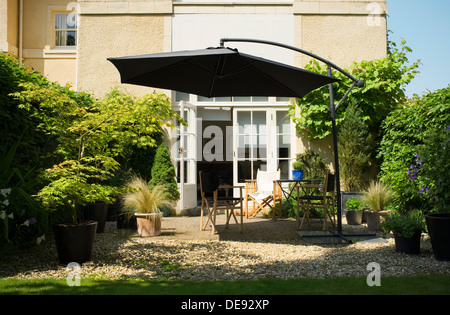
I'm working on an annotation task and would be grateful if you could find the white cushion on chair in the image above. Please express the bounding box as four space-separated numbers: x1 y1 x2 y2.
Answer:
248 192 271 201
255 170 280 195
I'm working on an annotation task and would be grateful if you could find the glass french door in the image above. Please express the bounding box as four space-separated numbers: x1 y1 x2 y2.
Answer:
233 108 293 185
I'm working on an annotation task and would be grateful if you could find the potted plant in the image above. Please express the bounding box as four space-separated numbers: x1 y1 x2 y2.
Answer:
363 181 393 232
292 161 305 180
14 83 183 263
418 126 450 261
292 150 329 181
381 209 425 254
345 197 364 225
121 176 173 237
38 159 122 264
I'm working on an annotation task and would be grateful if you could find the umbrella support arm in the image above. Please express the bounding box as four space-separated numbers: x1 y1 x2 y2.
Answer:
220 38 364 87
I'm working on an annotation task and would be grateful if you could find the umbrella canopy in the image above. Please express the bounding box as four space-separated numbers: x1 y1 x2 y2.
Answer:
107 46 339 98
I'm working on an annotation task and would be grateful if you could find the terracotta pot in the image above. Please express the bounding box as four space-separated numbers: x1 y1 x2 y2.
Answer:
135 213 162 237
365 210 391 232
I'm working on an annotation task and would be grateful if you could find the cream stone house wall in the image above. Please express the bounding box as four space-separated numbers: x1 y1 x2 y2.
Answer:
1 0 388 214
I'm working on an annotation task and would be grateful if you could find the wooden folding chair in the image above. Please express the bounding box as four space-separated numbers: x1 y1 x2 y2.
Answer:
297 173 336 230
199 171 243 234
244 169 282 219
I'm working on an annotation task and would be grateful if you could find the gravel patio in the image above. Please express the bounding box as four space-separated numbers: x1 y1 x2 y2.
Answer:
1 214 449 281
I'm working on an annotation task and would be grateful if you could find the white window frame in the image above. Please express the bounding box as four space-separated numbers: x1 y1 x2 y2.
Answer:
172 102 197 185
232 107 294 186
51 11 78 50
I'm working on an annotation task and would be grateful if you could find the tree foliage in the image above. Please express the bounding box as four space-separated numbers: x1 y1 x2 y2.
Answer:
378 86 450 213
12 82 183 222
0 53 53 174
338 102 372 191
290 39 420 141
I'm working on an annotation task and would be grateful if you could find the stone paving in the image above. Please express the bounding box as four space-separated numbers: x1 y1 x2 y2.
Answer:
157 212 329 242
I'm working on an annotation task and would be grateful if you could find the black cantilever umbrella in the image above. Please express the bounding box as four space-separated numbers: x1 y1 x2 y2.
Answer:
108 39 369 244
107 46 339 98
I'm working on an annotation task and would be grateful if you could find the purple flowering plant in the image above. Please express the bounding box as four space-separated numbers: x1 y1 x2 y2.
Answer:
414 125 450 214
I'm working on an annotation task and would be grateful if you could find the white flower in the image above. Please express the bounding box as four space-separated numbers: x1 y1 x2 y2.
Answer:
1 188 11 197
36 234 46 245
23 220 30 226
0 211 5 220
8 212 13 219
3 199 9 207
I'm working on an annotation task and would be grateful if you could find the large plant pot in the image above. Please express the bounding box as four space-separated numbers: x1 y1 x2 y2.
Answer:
106 201 120 221
117 212 137 230
365 210 390 232
84 203 108 233
292 170 304 180
394 231 421 255
52 221 98 265
135 213 162 237
341 191 363 222
346 209 363 225
425 214 450 261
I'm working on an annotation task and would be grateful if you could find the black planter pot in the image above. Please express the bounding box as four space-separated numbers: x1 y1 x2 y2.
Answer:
52 221 98 265
117 212 137 230
425 214 450 261
345 210 363 225
106 202 120 221
394 231 421 255
84 203 108 233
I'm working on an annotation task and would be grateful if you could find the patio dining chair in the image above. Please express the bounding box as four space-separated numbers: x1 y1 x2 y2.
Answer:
244 169 282 219
297 173 336 231
199 171 243 234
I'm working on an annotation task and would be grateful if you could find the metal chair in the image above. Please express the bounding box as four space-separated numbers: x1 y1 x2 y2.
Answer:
297 173 336 231
199 171 243 234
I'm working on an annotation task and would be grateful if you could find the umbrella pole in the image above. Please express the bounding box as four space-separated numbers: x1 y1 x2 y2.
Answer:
327 65 343 237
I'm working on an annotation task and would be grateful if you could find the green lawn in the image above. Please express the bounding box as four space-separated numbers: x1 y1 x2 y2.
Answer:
1 274 449 295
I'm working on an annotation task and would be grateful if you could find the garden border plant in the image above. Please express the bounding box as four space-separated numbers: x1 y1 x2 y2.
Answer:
11 64 184 262
379 86 450 260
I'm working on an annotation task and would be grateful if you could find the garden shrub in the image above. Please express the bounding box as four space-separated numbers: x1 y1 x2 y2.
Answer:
294 150 329 180
379 86 450 213
0 52 54 175
0 142 47 249
149 143 180 203
338 102 373 191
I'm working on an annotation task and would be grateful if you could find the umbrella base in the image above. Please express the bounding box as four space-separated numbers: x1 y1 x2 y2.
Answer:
298 230 376 245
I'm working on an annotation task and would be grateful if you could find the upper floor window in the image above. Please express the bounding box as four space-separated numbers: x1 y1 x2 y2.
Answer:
54 13 77 48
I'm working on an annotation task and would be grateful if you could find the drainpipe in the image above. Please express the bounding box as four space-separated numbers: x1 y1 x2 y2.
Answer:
18 0 23 62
